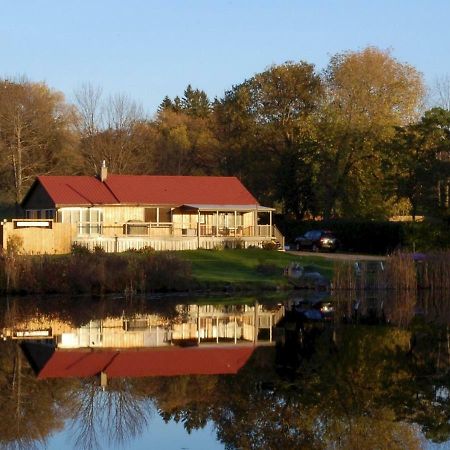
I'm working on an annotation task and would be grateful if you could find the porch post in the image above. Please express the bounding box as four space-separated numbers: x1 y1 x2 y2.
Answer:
234 210 237 237
216 210 219 237
197 305 201 344
269 314 273 342
253 300 258 344
197 210 200 249
269 210 273 237
216 316 219 343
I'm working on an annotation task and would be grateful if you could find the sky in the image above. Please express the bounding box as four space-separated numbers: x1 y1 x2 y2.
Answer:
1 0 449 116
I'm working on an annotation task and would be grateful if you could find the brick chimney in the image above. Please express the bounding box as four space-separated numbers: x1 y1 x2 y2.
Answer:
100 160 108 182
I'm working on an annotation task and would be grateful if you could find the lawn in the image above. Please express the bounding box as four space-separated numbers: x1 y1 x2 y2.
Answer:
178 249 334 289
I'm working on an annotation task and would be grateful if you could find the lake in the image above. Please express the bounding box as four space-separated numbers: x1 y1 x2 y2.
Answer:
1 292 450 450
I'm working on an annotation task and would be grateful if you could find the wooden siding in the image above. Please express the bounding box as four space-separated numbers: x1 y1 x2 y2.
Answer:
1 221 75 254
102 206 145 224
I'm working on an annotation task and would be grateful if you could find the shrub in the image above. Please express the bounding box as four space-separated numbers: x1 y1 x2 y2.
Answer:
277 217 450 254
71 243 91 255
262 240 280 251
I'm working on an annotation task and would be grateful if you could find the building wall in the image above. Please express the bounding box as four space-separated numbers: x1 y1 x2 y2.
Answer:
1 221 75 254
22 182 55 210
102 206 145 224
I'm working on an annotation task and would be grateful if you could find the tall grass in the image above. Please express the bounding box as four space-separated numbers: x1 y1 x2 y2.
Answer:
0 251 192 295
384 252 417 292
332 251 450 292
331 251 450 327
417 251 450 290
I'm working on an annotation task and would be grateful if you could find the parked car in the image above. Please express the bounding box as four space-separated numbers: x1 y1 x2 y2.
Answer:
292 300 335 322
294 230 338 252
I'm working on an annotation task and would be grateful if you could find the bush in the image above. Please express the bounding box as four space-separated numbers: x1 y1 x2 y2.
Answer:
262 240 280 251
71 243 91 255
277 217 450 254
0 251 193 295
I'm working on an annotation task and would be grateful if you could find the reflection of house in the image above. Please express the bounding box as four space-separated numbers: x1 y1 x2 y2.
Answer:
17 302 284 381
23 344 255 379
46 304 283 348
5 303 285 348
7 166 284 253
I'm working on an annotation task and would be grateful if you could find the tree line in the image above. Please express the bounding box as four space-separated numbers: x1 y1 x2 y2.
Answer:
0 46 449 220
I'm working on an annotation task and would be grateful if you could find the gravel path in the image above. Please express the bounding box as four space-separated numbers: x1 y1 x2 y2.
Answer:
286 250 387 261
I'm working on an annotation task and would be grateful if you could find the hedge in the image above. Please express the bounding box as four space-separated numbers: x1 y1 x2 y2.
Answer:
276 217 450 255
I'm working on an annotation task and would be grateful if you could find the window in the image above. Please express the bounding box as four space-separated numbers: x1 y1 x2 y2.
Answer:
145 207 172 223
59 208 103 235
159 208 171 222
144 208 157 222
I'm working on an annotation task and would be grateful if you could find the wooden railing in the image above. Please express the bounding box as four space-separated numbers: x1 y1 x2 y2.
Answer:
75 221 279 240
124 222 173 236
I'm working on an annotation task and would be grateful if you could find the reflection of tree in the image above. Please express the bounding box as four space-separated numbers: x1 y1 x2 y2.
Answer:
144 327 435 449
4 295 450 449
68 378 152 450
0 341 71 450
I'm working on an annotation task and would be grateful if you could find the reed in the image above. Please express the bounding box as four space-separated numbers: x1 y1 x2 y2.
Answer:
0 252 192 295
384 251 417 292
332 262 357 291
417 251 450 290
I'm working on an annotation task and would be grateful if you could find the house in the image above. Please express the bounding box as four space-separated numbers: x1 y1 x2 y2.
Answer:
11 165 284 253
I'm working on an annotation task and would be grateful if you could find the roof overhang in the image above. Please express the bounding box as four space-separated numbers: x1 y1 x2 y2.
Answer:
181 204 275 212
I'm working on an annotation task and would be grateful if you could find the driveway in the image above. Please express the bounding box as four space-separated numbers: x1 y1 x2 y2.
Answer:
286 250 387 261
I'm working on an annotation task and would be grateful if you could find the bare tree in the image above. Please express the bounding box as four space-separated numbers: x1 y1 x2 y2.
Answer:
74 85 146 174
74 82 103 136
69 378 151 450
433 75 450 110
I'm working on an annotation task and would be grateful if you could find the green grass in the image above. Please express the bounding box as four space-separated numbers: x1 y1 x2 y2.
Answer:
178 249 334 289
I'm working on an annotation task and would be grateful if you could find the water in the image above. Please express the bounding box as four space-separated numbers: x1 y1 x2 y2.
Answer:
1 293 450 450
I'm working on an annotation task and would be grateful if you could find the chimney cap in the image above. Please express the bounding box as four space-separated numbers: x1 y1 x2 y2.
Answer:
100 161 108 182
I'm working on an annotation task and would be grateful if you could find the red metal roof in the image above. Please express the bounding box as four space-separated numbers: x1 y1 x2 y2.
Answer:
104 175 258 205
36 346 254 379
38 350 116 378
37 176 118 206
34 175 258 206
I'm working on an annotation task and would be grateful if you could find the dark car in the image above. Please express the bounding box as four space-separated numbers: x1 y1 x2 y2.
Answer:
292 300 335 322
294 230 338 252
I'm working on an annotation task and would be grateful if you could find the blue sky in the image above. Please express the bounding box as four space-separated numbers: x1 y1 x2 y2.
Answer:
1 1 449 115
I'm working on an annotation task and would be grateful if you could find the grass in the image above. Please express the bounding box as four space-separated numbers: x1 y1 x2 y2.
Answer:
178 249 334 289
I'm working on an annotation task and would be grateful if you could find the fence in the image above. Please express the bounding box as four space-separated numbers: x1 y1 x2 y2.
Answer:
1 220 75 254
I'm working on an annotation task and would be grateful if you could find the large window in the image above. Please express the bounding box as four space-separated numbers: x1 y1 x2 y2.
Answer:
58 208 103 235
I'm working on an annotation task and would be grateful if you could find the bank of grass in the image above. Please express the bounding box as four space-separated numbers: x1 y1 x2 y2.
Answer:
178 249 334 290
0 248 334 295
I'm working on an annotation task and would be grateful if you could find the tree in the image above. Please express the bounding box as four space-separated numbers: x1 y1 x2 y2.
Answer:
317 47 425 218
152 108 219 175
74 84 146 174
432 75 450 111
388 107 450 219
0 79 77 205
157 95 174 114
215 62 323 217
181 85 211 118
